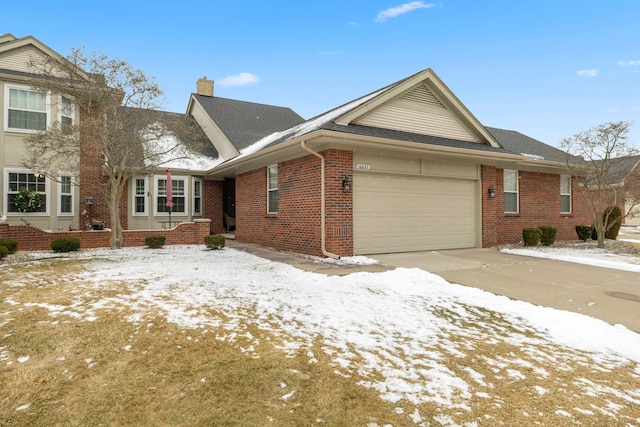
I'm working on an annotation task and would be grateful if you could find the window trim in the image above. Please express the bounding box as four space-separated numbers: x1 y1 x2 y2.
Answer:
267 164 278 214
3 168 50 215
132 176 148 216
192 177 203 216
58 95 75 129
503 169 519 214
57 174 74 216
4 83 51 133
154 175 188 215
560 175 572 214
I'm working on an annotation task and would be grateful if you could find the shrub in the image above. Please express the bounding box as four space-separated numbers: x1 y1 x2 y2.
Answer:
575 225 594 242
145 235 166 249
0 245 8 259
204 234 225 250
51 237 81 253
0 238 18 254
522 228 542 246
538 226 557 246
603 205 623 240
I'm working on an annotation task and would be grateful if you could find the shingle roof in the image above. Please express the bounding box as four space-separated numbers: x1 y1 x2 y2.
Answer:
193 94 304 150
600 155 640 185
486 127 581 163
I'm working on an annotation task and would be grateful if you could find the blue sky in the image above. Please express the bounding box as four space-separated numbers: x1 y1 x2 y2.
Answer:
5 0 640 147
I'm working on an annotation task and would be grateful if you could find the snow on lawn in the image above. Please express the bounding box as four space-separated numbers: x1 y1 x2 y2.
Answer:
3 245 640 424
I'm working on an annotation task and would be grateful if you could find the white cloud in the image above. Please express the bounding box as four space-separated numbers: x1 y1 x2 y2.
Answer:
576 69 599 78
375 1 437 22
618 60 640 66
218 72 260 87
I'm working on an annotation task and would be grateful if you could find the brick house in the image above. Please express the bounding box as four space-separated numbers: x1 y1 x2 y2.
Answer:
2 33 595 255
206 68 591 257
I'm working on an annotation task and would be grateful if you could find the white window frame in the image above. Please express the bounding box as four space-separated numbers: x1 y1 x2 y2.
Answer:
4 83 51 133
504 169 519 213
3 168 50 215
560 175 572 214
58 174 74 216
267 164 278 214
154 175 188 215
132 176 148 216
58 95 75 128
192 177 203 216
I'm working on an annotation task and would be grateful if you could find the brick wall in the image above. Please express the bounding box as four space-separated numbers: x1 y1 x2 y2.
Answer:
236 150 354 257
0 219 211 252
79 103 112 228
482 166 591 246
204 180 224 234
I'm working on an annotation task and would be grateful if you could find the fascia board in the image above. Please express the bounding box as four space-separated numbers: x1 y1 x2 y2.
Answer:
0 36 91 82
189 95 240 160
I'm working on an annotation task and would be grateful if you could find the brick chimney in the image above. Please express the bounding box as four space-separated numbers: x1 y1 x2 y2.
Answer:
196 77 214 97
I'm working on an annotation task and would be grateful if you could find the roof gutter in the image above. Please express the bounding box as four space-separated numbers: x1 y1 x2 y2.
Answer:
300 140 340 260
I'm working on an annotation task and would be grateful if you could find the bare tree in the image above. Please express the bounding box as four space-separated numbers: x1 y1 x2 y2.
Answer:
22 47 204 248
561 120 639 248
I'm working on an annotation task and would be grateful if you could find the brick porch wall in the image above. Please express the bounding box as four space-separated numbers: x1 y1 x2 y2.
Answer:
0 219 211 252
235 150 353 257
204 180 224 234
481 165 592 246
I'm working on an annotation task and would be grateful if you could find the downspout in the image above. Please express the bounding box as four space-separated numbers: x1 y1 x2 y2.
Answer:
301 141 341 259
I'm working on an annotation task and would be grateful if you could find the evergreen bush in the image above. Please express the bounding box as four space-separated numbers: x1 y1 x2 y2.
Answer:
51 237 81 253
603 205 623 240
522 228 542 246
0 238 18 254
145 235 166 249
204 234 225 250
538 226 557 246
575 225 594 242
0 245 8 259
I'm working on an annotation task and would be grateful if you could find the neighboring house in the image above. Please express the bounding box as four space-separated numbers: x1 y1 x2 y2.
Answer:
206 68 591 257
599 155 640 226
0 34 81 230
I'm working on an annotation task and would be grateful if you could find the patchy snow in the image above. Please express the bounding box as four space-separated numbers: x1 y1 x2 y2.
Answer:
144 133 223 171
238 88 389 158
501 246 640 273
2 243 640 424
520 152 545 160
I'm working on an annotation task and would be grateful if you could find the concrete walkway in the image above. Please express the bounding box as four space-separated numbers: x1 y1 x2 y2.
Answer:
372 248 640 333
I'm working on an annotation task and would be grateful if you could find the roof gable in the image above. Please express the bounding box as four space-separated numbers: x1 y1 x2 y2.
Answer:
0 33 90 81
335 68 501 147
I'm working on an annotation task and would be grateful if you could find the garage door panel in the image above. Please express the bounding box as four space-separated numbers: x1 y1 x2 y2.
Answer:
353 173 477 254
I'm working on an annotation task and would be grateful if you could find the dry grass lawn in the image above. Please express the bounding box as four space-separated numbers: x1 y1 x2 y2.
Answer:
1 253 639 426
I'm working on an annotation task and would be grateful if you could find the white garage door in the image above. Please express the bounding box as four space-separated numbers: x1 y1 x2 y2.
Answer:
353 174 477 254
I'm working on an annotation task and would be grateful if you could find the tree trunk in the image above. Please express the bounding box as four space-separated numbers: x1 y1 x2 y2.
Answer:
107 178 125 249
595 218 605 249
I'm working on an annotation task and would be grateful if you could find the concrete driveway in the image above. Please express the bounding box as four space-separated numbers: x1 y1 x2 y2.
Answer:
372 248 640 333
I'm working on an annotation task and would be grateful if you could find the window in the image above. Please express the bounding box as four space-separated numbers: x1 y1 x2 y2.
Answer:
156 176 186 214
59 175 73 215
5 84 49 131
59 96 74 130
267 165 278 214
133 177 147 215
193 178 202 215
504 170 519 213
5 170 47 213
560 175 571 213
